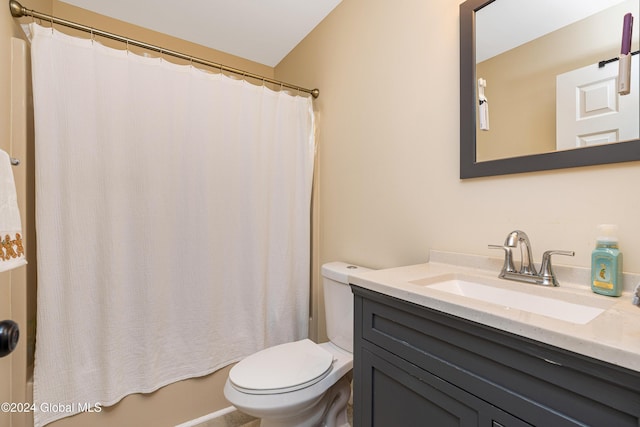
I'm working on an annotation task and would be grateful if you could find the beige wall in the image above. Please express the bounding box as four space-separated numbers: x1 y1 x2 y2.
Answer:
275 0 640 341
5 1 275 426
476 0 640 161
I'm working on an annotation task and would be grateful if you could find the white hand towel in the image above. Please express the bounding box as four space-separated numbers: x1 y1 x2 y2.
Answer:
0 149 26 272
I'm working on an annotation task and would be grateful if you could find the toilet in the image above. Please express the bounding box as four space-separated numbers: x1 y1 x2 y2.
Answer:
223 262 371 427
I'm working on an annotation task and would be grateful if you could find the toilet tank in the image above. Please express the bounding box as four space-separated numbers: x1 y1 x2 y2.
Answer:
321 262 372 353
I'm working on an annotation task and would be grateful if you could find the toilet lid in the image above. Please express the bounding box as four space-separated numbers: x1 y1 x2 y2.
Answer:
229 339 334 394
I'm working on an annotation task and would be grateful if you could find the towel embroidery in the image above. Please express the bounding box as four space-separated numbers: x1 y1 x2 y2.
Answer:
0 233 24 261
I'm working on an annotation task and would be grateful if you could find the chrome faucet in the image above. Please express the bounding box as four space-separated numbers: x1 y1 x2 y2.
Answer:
489 230 574 286
505 230 537 275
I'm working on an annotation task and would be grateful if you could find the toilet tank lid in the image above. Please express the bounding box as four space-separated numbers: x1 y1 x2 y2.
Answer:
321 262 372 284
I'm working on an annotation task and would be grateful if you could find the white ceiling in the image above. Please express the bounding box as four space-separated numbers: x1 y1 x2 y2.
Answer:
59 0 343 67
475 0 629 63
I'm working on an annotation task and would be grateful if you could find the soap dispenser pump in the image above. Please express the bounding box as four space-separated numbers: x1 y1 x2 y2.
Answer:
591 224 623 297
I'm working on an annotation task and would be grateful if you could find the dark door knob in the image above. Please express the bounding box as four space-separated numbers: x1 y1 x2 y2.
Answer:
0 320 19 357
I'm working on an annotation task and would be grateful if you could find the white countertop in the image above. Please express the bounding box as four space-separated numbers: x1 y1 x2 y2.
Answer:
348 251 640 373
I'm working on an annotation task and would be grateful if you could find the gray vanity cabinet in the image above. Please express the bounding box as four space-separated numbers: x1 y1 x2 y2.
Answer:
351 285 640 427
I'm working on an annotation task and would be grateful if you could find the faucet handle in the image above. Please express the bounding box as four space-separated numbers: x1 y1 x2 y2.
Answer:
489 244 517 275
538 250 575 286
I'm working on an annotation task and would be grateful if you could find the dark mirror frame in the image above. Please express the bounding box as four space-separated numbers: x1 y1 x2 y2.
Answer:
460 0 640 179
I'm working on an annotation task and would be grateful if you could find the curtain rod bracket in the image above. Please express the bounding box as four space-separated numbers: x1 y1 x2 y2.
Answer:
9 0 25 18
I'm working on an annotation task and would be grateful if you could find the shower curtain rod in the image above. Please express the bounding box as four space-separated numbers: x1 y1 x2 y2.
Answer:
9 0 320 99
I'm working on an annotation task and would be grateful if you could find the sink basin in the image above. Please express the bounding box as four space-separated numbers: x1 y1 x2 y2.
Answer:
412 276 606 325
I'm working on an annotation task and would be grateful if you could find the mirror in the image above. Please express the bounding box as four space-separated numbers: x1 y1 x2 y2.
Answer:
460 0 640 179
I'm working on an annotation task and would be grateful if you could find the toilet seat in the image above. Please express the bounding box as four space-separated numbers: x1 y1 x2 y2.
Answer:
229 339 334 395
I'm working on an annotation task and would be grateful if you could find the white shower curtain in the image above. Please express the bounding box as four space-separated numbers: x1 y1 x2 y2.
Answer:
29 23 315 427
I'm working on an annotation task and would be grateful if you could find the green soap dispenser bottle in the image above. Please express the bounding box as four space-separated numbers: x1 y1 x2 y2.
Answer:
591 224 623 297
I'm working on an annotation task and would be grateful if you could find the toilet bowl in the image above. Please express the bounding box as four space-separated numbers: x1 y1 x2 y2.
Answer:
223 262 371 427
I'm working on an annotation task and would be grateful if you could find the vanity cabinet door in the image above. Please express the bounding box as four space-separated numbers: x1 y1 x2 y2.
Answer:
358 345 532 427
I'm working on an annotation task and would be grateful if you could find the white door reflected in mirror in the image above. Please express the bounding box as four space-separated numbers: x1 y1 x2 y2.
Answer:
556 55 639 150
